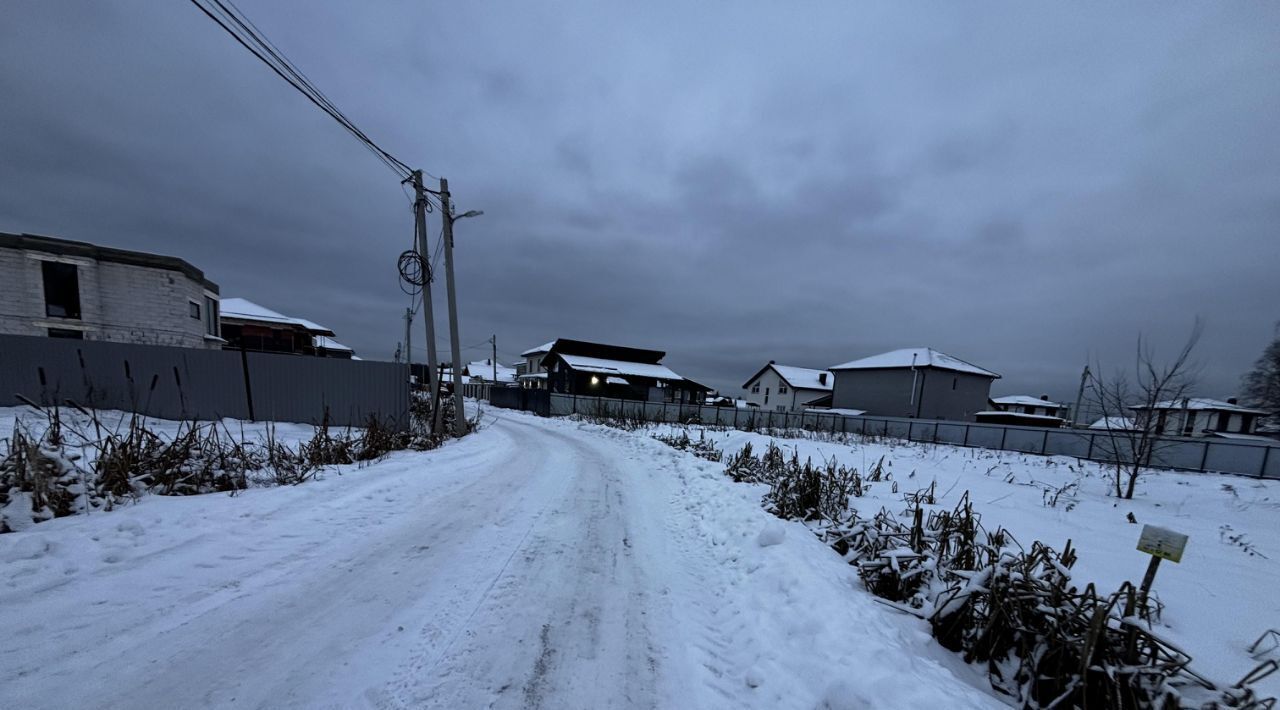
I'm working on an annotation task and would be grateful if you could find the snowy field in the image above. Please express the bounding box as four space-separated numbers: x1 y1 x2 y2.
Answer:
0 408 1001 709
654 423 1280 699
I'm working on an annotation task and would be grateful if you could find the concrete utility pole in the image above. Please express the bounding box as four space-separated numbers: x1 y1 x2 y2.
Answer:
491 334 497 383
403 306 413 369
411 170 441 432
439 176 469 437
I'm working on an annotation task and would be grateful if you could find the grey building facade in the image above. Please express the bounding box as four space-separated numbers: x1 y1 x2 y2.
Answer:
0 232 222 349
829 347 999 421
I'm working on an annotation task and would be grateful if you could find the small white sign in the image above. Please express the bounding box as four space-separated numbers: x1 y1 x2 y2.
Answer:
1137 525 1188 563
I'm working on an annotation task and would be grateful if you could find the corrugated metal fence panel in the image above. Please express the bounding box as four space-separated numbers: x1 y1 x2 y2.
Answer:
0 334 407 428
244 353 409 428
0 334 250 419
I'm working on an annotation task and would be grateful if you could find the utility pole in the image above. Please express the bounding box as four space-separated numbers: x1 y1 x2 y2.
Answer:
403 306 413 369
410 170 441 433
491 334 497 383
1073 364 1091 427
439 177 468 436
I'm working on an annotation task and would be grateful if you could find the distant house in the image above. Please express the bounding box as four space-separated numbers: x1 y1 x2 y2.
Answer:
829 347 1000 421
0 232 222 348
1089 416 1139 432
741 361 834 412
516 340 555 389
989 395 1067 418
975 394 1068 427
538 338 709 403
218 297 353 358
464 359 517 385
1130 398 1268 438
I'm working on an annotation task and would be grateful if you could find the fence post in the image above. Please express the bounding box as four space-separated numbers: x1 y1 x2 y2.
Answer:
238 345 256 422
1086 432 1095 460
1042 429 1050 455
999 427 1008 449
734 407 739 429
963 424 970 447
1199 441 1211 472
1261 445 1273 479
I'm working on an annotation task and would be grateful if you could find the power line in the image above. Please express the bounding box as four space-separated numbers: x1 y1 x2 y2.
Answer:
189 0 415 180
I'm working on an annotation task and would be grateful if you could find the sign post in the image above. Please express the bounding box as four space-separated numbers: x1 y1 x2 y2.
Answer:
1135 524 1188 606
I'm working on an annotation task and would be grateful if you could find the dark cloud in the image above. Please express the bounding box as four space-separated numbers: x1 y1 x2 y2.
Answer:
2 1 1278 402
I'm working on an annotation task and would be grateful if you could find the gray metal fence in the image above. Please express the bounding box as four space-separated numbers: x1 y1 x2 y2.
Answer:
0 334 409 428
529 393 1279 479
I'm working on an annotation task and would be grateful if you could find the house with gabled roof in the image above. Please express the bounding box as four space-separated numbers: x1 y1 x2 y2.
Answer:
516 340 555 389
741 361 833 412
218 297 353 358
1131 397 1269 438
829 347 999 421
532 338 709 403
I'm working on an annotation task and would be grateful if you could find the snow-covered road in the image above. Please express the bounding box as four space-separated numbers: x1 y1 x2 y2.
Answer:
1 411 998 709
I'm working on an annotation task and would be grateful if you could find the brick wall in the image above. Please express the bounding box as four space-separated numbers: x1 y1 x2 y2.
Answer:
0 246 218 349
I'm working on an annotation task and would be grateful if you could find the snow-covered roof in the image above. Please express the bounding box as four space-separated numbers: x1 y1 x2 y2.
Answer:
605 376 628 385
830 347 999 378
812 408 867 417
992 395 1064 408
1130 398 1268 414
557 354 686 382
314 336 353 353
518 372 547 380
521 341 556 357
772 365 833 391
1207 432 1279 444
465 360 517 383
975 410 1064 422
219 297 336 336
1089 416 1138 431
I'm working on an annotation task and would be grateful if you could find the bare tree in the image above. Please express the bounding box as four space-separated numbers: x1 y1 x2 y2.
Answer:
1087 319 1203 499
1240 321 1280 433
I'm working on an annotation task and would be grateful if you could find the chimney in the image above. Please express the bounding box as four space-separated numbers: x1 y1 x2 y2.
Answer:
1040 394 1049 401
819 373 828 385
1227 397 1238 405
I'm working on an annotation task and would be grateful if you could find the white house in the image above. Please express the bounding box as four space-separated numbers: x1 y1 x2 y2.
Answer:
516 340 555 389
741 361 834 412
988 395 1068 418
464 359 517 384
1130 398 1268 438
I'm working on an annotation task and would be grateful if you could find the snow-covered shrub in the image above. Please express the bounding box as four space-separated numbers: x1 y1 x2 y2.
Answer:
719 443 1276 709
0 423 100 532
652 429 722 462
0 401 442 532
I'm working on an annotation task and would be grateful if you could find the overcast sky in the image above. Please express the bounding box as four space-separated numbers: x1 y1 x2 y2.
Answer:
2 1 1277 399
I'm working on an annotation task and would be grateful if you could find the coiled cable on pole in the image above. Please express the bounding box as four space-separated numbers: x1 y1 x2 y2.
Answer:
398 249 429 294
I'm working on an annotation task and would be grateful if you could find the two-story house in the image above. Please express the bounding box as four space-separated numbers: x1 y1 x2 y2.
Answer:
0 232 221 348
741 361 834 412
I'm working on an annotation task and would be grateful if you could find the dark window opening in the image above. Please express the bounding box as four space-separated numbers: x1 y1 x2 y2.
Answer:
204 296 219 336
1216 413 1230 432
41 261 81 319
189 300 201 320
48 327 83 339
1181 411 1197 436
952 377 958 390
